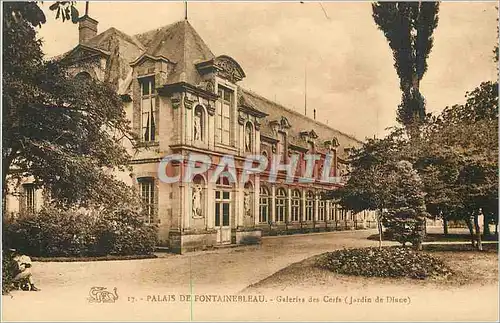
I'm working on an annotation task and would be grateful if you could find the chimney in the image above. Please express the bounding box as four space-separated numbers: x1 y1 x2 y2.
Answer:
78 15 98 43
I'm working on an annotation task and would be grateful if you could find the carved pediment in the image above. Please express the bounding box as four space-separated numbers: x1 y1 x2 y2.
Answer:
62 44 109 64
196 55 246 83
280 116 291 129
129 54 171 67
324 137 340 149
300 129 318 141
269 116 292 136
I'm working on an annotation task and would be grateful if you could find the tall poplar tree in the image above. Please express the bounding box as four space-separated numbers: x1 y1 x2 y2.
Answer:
372 1 440 134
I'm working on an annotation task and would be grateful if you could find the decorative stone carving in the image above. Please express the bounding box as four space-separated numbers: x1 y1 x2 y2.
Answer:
272 144 277 153
206 102 215 116
280 116 292 129
193 111 202 141
171 97 181 109
301 129 319 141
243 191 251 216
324 137 340 149
206 79 215 93
238 112 246 126
184 96 194 109
214 56 246 83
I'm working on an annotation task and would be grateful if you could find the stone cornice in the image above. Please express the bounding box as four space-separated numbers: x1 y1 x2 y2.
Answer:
158 82 218 100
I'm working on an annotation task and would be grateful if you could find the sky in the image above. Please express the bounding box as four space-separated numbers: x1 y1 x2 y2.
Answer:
37 1 498 140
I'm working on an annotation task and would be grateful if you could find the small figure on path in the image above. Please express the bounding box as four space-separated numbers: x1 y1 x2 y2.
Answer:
9 249 41 291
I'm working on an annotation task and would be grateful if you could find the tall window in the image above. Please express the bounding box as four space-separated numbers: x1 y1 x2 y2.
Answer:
259 186 270 224
291 189 301 222
216 86 233 146
215 175 232 228
193 105 205 142
328 202 338 221
245 122 253 152
305 191 314 222
140 77 156 142
275 188 287 223
23 184 36 213
339 206 345 221
138 177 156 224
318 198 325 221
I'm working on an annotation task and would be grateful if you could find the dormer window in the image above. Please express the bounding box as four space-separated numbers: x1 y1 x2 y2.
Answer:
140 77 156 142
216 85 233 146
277 131 286 158
307 141 314 152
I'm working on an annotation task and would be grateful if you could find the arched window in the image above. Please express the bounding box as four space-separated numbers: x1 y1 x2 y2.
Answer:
216 175 232 187
192 175 205 218
291 189 301 222
245 122 253 152
305 190 314 222
275 188 287 223
259 186 270 224
194 105 205 142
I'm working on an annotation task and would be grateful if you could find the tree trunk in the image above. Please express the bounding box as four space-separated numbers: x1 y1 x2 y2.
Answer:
465 218 475 247
2 149 18 218
473 213 483 251
483 213 490 236
443 217 449 235
377 209 383 250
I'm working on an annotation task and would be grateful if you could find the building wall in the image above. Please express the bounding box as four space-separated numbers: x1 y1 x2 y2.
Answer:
4 29 378 255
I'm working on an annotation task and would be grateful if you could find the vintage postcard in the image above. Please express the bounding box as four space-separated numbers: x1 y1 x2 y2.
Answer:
2 1 499 322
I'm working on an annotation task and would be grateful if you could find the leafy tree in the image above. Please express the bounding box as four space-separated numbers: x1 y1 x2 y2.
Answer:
420 81 498 250
381 160 427 250
3 1 137 210
372 1 439 132
336 130 427 250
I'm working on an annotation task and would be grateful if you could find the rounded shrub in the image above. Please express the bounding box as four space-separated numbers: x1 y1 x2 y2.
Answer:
4 206 157 257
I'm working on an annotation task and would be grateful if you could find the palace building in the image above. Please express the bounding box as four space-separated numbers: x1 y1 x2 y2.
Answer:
6 16 377 253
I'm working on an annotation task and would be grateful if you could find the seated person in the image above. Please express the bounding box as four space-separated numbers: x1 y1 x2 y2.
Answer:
9 249 40 291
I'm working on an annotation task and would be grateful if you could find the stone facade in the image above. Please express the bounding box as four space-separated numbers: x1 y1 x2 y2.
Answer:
5 18 377 254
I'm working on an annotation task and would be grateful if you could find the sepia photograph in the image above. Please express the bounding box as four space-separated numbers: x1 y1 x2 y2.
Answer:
1 0 499 321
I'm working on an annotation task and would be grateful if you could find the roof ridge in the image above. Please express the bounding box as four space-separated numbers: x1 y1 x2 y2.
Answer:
185 20 215 58
181 20 188 82
82 26 145 52
241 88 362 143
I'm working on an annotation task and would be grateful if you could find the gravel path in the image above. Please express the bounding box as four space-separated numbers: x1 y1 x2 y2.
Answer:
3 228 497 321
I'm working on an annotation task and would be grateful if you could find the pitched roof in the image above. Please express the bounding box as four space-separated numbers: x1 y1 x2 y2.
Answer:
63 19 361 152
134 20 215 84
84 27 145 52
241 89 362 158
